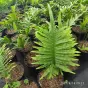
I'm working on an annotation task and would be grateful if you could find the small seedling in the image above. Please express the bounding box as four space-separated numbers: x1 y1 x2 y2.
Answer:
24 79 29 84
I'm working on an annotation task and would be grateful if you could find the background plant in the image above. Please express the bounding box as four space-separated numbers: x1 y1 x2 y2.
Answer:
80 13 88 30
0 0 13 14
0 5 21 31
0 45 15 79
3 81 20 88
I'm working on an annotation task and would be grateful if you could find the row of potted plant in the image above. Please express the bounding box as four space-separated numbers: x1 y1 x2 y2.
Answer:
0 0 88 88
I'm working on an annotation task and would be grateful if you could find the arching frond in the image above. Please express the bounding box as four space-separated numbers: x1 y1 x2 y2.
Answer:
0 45 15 78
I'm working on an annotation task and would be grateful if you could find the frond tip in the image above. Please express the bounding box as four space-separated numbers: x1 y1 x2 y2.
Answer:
32 4 80 79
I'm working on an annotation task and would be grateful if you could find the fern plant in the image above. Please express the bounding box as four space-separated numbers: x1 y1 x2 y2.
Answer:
32 4 80 79
0 5 20 31
3 81 21 88
16 34 29 49
0 0 13 14
58 0 87 24
0 45 15 79
80 13 88 30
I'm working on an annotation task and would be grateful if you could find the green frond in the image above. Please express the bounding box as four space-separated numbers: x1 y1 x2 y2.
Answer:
0 45 15 78
32 4 80 79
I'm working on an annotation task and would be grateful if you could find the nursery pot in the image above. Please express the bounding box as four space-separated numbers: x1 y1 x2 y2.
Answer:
10 62 24 81
38 72 63 88
18 42 33 53
5 29 16 35
72 26 88 34
78 41 88 53
25 52 39 67
19 81 39 88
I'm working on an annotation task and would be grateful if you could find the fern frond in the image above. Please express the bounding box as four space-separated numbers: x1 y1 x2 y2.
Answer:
0 45 15 78
32 4 80 79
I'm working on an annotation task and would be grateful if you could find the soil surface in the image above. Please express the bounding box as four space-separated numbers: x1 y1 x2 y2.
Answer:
19 81 38 88
39 76 63 88
39 72 63 88
78 41 88 52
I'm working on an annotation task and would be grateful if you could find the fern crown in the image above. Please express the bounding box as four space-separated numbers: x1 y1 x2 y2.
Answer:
32 4 80 79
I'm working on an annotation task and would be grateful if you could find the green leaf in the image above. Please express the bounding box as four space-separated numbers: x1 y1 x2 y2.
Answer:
58 11 62 28
17 36 25 48
48 4 55 31
31 0 39 5
3 83 9 88
12 81 21 88
13 22 17 30
24 79 29 84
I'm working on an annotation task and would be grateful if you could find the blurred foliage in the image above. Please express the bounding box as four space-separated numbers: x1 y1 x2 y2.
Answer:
0 45 15 79
0 0 87 83
3 81 20 88
0 0 14 14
